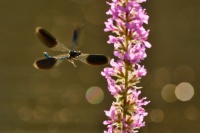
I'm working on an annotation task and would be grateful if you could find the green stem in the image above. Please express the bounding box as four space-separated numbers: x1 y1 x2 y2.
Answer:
122 1 129 131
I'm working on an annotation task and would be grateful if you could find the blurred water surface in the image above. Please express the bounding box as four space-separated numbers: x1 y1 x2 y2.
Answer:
0 0 200 133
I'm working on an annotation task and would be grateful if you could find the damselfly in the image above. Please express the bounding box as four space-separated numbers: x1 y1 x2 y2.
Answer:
33 26 110 69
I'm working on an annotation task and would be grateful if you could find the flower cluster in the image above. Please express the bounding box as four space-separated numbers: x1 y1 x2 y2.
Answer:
102 0 151 132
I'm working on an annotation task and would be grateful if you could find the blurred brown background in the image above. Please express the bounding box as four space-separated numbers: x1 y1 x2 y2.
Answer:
0 0 199 133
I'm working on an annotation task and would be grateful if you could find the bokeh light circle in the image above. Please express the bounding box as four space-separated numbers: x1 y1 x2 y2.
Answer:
18 107 33 121
173 65 195 83
161 84 177 102
154 67 171 88
150 109 165 123
175 82 194 101
86 86 104 104
58 108 72 122
184 105 199 120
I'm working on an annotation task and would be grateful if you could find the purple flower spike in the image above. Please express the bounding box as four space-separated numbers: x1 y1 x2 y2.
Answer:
102 0 151 132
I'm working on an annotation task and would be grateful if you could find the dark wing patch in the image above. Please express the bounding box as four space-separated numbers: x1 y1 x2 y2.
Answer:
86 55 109 66
36 27 57 48
35 27 69 52
33 58 57 69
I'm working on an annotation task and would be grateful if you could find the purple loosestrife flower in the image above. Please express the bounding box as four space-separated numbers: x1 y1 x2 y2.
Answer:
102 0 151 132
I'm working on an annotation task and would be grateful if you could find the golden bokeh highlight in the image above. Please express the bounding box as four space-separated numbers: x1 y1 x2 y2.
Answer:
161 84 177 102
150 109 165 123
33 96 53 121
58 108 73 122
154 67 171 88
0 0 199 133
184 105 199 120
173 65 195 83
86 86 104 104
18 107 33 121
33 105 51 121
175 82 194 101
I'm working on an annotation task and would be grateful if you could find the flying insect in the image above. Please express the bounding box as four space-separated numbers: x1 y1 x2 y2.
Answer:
33 26 110 69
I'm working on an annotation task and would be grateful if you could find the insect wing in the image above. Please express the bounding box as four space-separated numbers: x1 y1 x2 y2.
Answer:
36 27 69 52
33 57 63 70
53 53 69 60
78 53 110 66
72 24 83 50
72 27 78 48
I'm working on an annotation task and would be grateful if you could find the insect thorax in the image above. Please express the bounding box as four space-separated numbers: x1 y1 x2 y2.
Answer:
68 50 81 59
